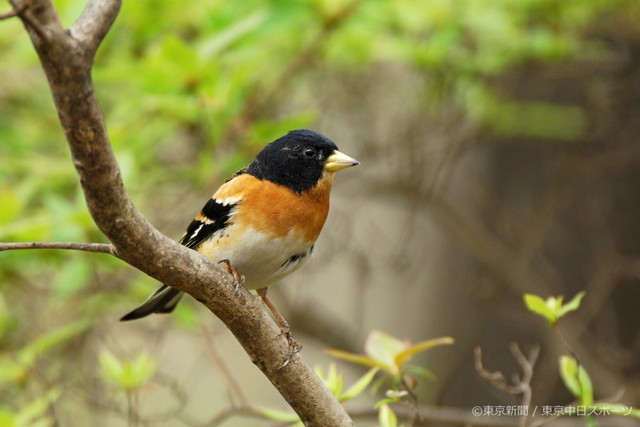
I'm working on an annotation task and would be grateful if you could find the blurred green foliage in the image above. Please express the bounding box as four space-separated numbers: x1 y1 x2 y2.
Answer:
524 293 640 423
559 354 593 408
99 351 156 391
524 291 585 325
1 0 639 423
327 330 453 390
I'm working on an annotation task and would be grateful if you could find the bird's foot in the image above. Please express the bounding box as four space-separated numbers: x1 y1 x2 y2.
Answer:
218 259 245 295
278 326 303 369
256 287 301 368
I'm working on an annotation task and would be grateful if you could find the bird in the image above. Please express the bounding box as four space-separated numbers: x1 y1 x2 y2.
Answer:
120 129 359 364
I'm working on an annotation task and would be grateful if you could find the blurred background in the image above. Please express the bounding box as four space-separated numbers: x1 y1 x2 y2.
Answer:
1 0 640 425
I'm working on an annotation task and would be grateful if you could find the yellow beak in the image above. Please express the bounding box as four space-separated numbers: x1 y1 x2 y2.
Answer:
325 150 360 172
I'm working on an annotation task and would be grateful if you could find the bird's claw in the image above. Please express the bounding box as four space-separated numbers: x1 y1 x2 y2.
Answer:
218 259 245 295
256 287 301 368
233 280 244 296
278 328 302 369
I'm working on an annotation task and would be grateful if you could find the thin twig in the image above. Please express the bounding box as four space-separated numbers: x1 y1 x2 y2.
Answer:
8 0 50 42
475 344 540 427
0 241 117 255
509 342 540 412
552 324 589 416
399 375 419 426
0 1 27 20
553 324 579 364
126 389 139 427
474 346 508 390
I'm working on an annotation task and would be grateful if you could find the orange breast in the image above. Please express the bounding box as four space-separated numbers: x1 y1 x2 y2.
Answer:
214 172 334 242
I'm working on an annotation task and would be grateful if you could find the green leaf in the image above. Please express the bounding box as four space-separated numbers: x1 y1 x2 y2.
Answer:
374 397 399 409
328 331 454 378
99 351 156 391
394 336 454 368
99 351 124 384
127 353 156 388
523 293 557 324
0 356 27 385
524 292 586 325
557 291 585 318
14 388 61 427
325 348 388 370
365 330 407 375
559 355 593 406
404 365 435 381
378 404 398 427
0 389 62 426
319 363 344 398
548 295 563 313
340 367 379 402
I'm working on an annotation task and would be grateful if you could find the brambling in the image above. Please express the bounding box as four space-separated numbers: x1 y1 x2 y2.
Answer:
121 129 359 363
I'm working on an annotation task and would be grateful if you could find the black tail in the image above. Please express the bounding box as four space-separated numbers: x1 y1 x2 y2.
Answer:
120 285 184 321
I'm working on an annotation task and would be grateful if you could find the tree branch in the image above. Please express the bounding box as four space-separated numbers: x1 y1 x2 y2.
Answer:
70 0 121 55
0 1 26 20
6 0 50 41
0 241 116 255
475 344 540 427
6 0 353 425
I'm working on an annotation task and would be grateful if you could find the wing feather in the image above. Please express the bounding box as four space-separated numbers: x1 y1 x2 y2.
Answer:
179 197 238 249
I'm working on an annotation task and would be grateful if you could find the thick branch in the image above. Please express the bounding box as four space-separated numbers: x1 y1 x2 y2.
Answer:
8 1 353 425
71 0 121 55
0 241 116 255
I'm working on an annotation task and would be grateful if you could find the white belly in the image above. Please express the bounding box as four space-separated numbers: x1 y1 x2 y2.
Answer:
197 225 314 290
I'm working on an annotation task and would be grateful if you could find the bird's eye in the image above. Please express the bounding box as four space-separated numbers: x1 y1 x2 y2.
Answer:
303 147 316 158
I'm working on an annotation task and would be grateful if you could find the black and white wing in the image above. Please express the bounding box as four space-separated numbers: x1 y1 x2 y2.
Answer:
120 196 240 321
